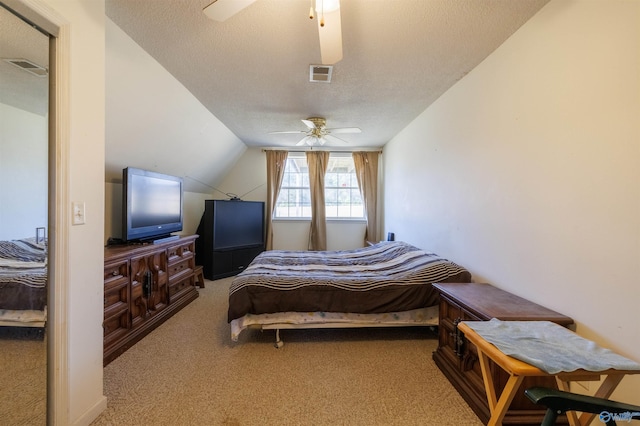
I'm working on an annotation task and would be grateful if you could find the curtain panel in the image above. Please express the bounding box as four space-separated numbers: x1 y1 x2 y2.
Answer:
306 151 330 251
353 151 380 245
265 150 288 250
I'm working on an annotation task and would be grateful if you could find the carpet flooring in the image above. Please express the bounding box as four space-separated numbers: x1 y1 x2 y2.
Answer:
92 277 482 425
0 326 46 425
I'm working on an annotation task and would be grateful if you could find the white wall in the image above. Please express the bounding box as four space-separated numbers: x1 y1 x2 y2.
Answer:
0 103 47 240
105 18 246 194
384 0 639 403
28 0 108 424
215 147 267 202
272 219 367 251
104 16 255 246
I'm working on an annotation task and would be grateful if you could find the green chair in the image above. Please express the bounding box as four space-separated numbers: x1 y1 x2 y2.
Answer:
525 387 640 426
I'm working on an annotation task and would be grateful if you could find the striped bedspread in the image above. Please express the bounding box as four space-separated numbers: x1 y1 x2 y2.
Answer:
0 238 46 263
0 238 47 311
228 241 471 322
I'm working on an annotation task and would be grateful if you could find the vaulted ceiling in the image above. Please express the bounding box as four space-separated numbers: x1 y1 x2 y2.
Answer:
105 0 550 150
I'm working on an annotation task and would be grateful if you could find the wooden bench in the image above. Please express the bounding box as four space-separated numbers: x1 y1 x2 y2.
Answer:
458 321 640 426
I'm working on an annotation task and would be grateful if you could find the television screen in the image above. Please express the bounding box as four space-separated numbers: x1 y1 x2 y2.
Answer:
213 200 264 250
123 167 183 242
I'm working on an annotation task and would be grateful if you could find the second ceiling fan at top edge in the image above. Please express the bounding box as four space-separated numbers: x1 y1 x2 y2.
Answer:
203 0 342 65
313 0 343 65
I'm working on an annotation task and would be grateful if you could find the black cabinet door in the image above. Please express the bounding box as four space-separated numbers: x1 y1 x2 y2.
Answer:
212 251 233 278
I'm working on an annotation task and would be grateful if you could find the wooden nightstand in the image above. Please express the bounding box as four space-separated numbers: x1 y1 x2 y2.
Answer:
432 282 574 425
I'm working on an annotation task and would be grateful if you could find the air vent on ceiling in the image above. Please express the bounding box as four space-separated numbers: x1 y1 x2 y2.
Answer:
4 58 48 77
310 65 333 83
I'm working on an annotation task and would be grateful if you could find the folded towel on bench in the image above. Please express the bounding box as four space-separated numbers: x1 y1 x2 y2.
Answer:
463 319 640 374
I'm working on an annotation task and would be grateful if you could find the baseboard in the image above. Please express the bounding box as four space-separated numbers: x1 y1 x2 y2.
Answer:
72 395 108 426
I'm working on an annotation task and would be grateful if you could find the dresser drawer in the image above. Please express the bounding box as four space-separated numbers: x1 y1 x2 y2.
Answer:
104 280 128 313
103 259 130 344
103 303 129 347
104 260 129 292
168 257 193 283
167 240 195 264
169 275 195 302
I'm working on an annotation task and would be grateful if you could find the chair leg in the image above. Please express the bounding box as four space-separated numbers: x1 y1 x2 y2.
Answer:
541 409 559 426
194 265 205 288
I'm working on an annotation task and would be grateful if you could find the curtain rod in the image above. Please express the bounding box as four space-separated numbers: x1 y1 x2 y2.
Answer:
261 148 382 153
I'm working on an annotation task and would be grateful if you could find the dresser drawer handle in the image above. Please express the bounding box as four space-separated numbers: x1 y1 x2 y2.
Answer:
452 317 464 358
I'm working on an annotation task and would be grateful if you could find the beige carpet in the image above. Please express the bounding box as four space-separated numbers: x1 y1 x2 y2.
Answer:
0 327 46 426
92 277 482 426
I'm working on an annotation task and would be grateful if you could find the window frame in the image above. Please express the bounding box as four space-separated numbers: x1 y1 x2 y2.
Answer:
273 152 365 221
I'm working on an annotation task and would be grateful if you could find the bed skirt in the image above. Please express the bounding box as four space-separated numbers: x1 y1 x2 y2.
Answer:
230 305 440 342
0 308 47 328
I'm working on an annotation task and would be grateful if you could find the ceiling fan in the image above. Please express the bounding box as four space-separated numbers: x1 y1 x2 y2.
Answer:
269 117 361 146
203 0 343 64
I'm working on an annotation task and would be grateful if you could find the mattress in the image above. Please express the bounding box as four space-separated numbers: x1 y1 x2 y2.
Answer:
228 241 471 322
0 238 47 311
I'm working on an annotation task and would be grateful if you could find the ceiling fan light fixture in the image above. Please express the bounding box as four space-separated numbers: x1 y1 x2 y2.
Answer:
302 136 325 146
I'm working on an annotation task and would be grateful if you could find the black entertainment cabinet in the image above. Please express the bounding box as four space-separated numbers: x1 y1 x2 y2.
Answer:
195 199 265 280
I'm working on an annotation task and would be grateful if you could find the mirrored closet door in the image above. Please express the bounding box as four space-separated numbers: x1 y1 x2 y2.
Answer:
0 4 49 425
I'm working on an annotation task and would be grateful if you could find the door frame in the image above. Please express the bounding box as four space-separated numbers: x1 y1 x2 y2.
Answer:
3 0 71 424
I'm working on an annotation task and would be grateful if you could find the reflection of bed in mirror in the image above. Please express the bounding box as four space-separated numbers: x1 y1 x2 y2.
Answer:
228 241 472 346
0 238 47 327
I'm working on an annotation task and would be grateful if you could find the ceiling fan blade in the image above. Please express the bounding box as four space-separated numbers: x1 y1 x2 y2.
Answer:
296 136 311 146
203 0 258 22
317 4 343 65
301 119 316 129
269 130 307 134
325 134 349 144
327 127 361 134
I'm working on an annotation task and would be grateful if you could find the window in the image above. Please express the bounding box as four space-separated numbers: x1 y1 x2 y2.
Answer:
275 153 364 219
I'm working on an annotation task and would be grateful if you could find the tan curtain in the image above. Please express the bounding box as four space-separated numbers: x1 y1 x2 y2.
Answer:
265 150 288 250
353 151 380 245
306 151 330 251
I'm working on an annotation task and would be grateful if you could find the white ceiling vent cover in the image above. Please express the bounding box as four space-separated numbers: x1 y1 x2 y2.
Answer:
310 65 333 83
4 58 48 77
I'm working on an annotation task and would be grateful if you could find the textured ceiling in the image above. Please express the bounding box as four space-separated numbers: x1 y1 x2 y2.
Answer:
0 5 49 117
105 0 550 150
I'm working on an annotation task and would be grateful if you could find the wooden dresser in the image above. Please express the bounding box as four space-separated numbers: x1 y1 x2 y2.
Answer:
432 282 574 425
103 235 199 365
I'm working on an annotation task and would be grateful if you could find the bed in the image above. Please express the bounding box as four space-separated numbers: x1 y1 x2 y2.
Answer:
228 241 471 346
0 238 48 328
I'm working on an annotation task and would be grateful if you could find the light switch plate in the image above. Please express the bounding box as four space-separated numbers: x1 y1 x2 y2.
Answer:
72 202 86 225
